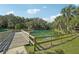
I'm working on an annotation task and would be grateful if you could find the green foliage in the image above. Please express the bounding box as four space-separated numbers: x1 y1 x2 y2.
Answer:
15 24 25 29
52 5 79 34
55 49 64 54
25 18 51 30
0 14 51 30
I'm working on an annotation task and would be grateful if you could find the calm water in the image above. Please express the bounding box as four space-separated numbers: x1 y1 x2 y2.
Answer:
0 29 12 42
30 30 57 41
31 30 54 37
0 29 8 32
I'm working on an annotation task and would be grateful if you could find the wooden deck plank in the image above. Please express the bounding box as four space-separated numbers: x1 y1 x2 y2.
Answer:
9 32 29 49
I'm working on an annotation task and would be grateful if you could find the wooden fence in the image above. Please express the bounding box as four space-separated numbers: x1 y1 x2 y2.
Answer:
21 30 77 53
21 30 37 52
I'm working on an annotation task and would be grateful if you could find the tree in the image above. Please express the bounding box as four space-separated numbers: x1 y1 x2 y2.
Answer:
52 5 78 34
15 24 23 29
61 5 76 33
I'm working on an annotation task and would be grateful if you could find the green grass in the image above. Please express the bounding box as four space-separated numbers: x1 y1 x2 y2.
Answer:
25 29 79 54
24 45 34 54
25 33 79 54
41 37 79 54
35 34 79 54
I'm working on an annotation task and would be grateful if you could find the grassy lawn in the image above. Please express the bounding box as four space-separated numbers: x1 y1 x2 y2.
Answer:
25 33 79 54
37 37 79 54
35 33 79 54
24 45 34 54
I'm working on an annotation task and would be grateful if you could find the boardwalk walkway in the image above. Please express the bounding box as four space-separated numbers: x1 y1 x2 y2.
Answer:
9 32 29 49
6 31 30 54
6 46 27 54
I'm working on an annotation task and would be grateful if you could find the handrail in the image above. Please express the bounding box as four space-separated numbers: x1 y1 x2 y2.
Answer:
21 30 35 39
21 30 35 45
35 33 76 39
37 33 77 44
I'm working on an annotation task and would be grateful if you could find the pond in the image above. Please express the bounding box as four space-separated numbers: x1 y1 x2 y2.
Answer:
0 30 12 42
30 30 56 42
31 29 59 37
0 28 8 32
31 30 54 37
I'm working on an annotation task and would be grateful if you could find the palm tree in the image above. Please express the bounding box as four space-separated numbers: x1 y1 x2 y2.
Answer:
61 5 76 33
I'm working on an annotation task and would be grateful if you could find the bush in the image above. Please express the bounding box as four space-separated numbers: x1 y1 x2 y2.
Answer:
15 24 25 29
55 49 64 54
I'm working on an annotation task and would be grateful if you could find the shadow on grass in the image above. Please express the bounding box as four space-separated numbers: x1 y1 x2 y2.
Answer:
35 34 79 52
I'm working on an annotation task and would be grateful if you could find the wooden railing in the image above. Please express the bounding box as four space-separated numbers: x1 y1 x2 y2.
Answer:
21 30 37 52
21 30 78 53
21 30 36 45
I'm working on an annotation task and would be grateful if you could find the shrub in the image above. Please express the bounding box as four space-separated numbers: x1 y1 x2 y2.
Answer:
15 24 24 29
55 49 64 54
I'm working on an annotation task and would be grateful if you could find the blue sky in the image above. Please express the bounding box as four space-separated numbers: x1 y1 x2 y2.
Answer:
0 4 71 22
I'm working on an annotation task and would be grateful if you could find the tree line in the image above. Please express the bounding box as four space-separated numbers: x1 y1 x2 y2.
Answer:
0 14 51 30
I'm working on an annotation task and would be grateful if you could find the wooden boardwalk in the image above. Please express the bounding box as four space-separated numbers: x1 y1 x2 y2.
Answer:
0 30 34 54
6 31 31 54
9 32 29 49
6 46 27 54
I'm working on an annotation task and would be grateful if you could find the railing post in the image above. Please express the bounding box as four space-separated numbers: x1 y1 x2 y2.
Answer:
51 36 52 47
34 37 36 53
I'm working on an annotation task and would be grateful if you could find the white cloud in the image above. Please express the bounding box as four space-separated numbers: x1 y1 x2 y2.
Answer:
27 9 40 14
43 6 47 8
43 18 49 21
50 14 62 19
74 4 79 6
43 13 62 22
6 11 14 15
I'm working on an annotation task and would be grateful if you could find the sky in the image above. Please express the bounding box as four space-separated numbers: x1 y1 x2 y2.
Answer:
0 4 73 22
